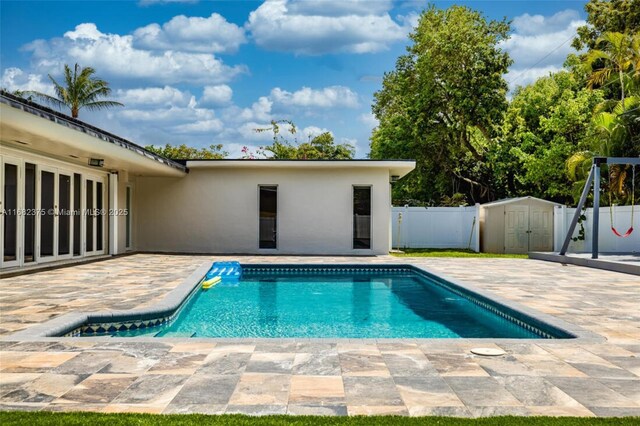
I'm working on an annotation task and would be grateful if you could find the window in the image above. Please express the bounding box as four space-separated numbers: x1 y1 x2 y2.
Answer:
353 186 371 249
259 185 277 249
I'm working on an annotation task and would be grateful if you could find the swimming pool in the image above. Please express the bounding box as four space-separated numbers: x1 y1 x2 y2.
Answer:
79 265 571 339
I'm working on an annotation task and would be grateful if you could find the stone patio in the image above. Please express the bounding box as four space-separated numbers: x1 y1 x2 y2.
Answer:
0 254 638 416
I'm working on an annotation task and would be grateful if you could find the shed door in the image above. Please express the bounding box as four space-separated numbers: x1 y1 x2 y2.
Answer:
504 205 529 254
529 204 553 251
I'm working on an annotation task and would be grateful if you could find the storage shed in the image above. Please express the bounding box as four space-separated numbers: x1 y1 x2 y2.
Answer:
480 196 559 254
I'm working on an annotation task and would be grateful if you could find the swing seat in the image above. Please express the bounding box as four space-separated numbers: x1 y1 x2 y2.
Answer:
611 226 634 238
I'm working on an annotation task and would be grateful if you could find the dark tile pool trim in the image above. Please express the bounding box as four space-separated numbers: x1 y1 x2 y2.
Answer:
8 262 602 342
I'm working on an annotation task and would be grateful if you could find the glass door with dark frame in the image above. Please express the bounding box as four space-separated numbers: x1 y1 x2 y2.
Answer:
38 167 56 262
57 172 72 260
259 185 277 249
23 163 36 263
1 157 20 268
353 186 372 249
84 177 106 256
37 167 77 263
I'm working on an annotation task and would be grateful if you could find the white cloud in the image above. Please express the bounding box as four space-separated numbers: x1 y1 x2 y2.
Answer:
133 13 246 53
226 96 273 122
512 9 582 36
502 9 585 91
116 86 192 107
1 67 54 95
25 23 246 85
173 118 223 133
506 65 563 92
358 112 378 128
287 0 394 17
300 125 331 140
200 84 233 105
246 0 410 54
270 86 359 108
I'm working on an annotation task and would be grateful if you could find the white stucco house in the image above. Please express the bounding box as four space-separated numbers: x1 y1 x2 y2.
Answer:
0 92 415 271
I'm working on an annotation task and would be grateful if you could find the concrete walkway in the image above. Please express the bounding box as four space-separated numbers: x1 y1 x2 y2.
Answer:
0 254 638 416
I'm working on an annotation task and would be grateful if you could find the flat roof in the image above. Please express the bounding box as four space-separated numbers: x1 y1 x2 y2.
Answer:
186 159 416 178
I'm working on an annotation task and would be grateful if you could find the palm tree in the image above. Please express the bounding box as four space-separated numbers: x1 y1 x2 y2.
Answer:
584 32 638 107
24 63 123 118
568 32 640 203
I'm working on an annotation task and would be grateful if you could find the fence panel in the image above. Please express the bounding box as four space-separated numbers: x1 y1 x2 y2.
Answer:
391 205 480 251
554 205 639 253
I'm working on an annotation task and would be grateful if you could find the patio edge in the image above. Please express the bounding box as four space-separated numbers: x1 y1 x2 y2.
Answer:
529 252 640 276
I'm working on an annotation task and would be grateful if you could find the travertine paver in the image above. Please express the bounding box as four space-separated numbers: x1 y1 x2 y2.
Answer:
0 254 639 417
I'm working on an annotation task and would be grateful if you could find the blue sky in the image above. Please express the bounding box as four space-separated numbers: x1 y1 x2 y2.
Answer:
1 0 588 158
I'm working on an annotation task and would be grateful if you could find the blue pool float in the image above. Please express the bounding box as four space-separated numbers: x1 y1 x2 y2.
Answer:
205 261 242 284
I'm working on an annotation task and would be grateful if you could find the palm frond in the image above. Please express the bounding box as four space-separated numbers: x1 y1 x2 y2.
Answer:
566 151 593 181
83 100 125 111
20 90 66 110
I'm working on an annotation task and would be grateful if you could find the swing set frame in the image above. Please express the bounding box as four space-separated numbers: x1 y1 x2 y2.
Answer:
560 156 640 259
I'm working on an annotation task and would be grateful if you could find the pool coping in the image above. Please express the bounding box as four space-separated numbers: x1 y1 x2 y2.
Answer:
4 262 604 344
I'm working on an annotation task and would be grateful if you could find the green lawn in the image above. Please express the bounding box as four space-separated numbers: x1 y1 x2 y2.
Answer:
0 413 637 426
391 248 528 259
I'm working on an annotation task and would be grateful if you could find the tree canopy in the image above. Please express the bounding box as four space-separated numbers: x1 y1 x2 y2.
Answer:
145 143 228 160
492 71 604 202
251 120 354 160
572 0 640 50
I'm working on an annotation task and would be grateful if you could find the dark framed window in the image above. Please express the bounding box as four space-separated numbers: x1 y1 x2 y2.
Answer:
353 186 371 249
259 185 277 249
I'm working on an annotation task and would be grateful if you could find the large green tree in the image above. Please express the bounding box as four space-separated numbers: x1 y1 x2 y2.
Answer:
369 5 512 204
493 71 604 203
22 63 123 118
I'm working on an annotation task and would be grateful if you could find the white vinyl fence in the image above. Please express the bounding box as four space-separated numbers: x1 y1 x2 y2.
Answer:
392 204 638 254
391 205 480 252
554 205 640 254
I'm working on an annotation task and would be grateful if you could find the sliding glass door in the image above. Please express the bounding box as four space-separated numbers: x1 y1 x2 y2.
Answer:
1 157 21 268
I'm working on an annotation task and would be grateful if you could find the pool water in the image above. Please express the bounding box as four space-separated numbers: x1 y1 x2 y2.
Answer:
106 267 553 339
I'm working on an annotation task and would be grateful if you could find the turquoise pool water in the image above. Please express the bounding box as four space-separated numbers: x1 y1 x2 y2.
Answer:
97 266 559 339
